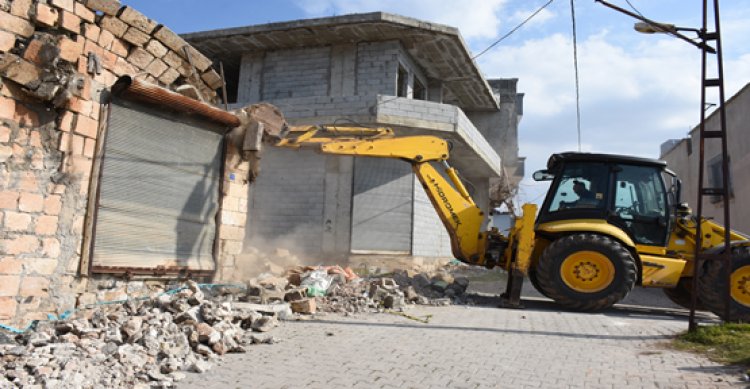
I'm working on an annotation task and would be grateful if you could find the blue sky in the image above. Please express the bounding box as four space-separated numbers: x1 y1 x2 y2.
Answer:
122 0 750 206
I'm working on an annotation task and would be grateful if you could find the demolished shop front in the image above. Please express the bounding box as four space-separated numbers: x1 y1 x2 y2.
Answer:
83 76 241 279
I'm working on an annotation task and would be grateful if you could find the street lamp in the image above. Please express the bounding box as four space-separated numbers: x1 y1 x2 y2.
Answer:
596 0 732 331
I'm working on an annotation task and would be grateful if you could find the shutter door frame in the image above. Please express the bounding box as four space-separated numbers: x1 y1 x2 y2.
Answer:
87 98 227 276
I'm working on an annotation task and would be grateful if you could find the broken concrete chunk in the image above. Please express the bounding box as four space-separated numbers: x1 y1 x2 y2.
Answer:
250 316 278 333
290 298 317 314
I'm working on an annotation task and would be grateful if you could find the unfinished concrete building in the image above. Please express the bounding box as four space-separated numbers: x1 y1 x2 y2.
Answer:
184 13 524 263
0 0 248 325
661 82 750 234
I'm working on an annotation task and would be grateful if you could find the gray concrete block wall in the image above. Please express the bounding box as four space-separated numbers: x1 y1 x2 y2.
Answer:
412 175 453 258
356 41 401 96
261 47 331 100
246 148 327 256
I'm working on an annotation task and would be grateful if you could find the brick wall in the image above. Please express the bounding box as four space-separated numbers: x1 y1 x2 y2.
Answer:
0 0 230 325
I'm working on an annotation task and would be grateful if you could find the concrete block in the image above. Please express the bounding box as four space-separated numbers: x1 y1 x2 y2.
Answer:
153 25 187 53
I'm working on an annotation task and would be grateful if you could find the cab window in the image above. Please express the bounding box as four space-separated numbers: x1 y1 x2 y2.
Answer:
613 165 668 245
548 162 609 212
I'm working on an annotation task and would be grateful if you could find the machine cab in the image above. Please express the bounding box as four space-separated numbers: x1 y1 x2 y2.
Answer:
534 152 673 247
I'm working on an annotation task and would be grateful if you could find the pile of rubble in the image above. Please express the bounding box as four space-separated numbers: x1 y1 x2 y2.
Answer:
250 264 472 316
0 281 288 389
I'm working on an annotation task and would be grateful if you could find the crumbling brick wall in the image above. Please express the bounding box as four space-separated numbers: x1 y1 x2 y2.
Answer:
0 0 245 326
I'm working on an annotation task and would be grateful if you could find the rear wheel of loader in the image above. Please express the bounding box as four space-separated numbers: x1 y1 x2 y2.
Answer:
663 277 705 310
697 246 750 322
536 233 637 311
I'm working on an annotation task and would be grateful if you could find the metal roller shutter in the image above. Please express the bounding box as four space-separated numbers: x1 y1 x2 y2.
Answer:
91 100 224 272
350 157 413 254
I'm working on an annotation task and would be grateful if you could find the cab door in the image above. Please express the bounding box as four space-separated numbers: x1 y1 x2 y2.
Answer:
610 165 670 246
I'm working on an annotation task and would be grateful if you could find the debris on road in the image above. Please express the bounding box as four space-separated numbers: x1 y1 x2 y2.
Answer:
0 281 288 388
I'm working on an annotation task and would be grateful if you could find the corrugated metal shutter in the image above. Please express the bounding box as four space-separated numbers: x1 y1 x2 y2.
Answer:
350 157 413 254
91 100 224 272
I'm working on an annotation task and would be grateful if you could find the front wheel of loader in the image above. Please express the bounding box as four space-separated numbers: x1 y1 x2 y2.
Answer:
528 268 551 299
536 233 637 312
697 246 750 322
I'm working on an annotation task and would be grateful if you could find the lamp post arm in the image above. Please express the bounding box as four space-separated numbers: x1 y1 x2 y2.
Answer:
594 0 716 53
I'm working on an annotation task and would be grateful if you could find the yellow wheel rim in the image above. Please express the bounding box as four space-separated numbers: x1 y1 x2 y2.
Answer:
560 251 616 293
731 265 750 308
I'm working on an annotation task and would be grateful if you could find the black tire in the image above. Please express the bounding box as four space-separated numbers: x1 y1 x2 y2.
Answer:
697 246 750 322
527 268 551 298
536 233 637 312
663 278 705 310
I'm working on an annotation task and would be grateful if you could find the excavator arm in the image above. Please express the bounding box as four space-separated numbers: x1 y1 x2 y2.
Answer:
275 125 491 265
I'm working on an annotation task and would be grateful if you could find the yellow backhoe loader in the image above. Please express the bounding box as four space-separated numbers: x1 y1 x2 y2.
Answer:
266 123 750 322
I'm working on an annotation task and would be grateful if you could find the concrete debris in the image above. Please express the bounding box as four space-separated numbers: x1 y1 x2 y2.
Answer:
0 281 286 389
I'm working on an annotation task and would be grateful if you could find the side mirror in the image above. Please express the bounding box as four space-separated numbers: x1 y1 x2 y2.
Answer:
533 169 554 181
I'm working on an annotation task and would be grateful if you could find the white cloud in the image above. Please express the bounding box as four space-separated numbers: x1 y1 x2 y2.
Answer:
507 7 555 28
293 0 508 39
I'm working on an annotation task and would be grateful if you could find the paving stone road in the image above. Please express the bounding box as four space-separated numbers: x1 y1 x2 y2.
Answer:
180 291 748 389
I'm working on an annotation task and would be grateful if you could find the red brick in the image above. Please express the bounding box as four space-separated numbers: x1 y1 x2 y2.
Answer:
59 110 76 132
110 38 128 57
43 195 62 215
83 23 100 41
85 0 122 16
25 259 58 275
71 133 84 155
0 258 24 275
126 46 154 69
122 26 149 46
0 10 34 37
0 54 43 88
34 3 58 27
145 58 167 77
16 172 38 192
28 130 41 147
57 10 81 34
42 238 60 258
50 0 75 13
73 2 95 22
14 103 38 127
99 49 117 70
70 75 92 100
0 125 9 142
63 155 93 177
0 275 21 296
113 56 136 76
99 15 127 37
22 39 44 65
98 29 115 49
5 211 32 231
0 96 15 120
67 96 91 115
19 276 50 297
0 30 15 52
35 215 58 235
83 137 96 157
58 37 83 63
18 192 43 212
73 114 98 138
1 235 39 255
10 0 33 19
0 297 17 319
117 6 156 34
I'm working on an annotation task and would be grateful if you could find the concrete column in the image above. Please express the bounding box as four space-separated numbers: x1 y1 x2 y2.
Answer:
237 52 264 104
322 156 353 257
329 44 357 97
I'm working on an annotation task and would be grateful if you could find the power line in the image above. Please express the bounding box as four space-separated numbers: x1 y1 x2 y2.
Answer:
624 0 645 18
570 0 582 152
472 0 556 60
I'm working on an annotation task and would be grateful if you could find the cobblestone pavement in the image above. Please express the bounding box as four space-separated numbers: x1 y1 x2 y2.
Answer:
180 294 747 389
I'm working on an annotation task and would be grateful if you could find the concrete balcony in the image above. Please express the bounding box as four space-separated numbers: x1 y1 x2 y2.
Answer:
233 95 503 178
